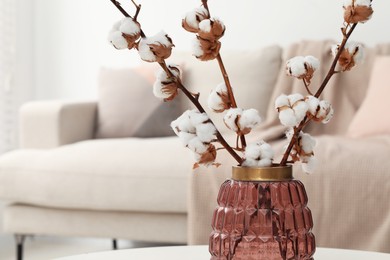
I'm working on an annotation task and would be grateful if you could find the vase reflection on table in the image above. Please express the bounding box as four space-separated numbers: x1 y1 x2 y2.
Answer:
209 166 315 260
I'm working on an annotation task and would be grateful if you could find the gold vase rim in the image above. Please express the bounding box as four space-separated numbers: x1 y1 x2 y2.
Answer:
232 165 293 181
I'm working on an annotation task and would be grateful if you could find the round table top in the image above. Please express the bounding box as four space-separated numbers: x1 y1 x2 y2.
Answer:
58 245 390 260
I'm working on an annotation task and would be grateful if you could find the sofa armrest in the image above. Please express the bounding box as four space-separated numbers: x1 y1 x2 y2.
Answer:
19 101 97 149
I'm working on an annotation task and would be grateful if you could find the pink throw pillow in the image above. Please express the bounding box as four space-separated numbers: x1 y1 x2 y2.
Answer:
347 56 390 137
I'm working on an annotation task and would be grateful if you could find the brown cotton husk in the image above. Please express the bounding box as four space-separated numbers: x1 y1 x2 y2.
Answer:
344 5 373 24
182 19 199 33
196 144 217 166
198 19 225 41
160 81 179 101
148 43 173 62
213 91 231 113
338 48 357 71
122 33 140 49
299 63 315 85
196 36 221 61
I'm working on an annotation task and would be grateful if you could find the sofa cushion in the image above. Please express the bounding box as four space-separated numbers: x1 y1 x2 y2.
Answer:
0 137 193 213
95 66 182 139
347 56 390 137
169 46 282 133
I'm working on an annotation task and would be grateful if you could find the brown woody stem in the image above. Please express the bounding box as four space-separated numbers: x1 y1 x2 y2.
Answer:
202 0 210 17
131 0 141 20
216 54 247 148
302 79 313 95
279 23 358 166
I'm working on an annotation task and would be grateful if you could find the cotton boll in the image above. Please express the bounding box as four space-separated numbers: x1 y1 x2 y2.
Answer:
138 38 157 62
244 143 262 160
208 91 224 112
151 31 173 47
289 93 305 105
293 101 309 123
301 156 317 174
286 56 306 77
171 110 195 134
346 42 365 64
305 96 320 116
119 18 140 35
108 31 128 50
259 142 274 160
177 132 196 146
196 123 216 143
216 82 227 92
187 137 208 154
300 133 316 154
199 19 212 33
242 158 258 167
192 38 204 57
240 109 262 131
258 158 273 167
279 109 298 127
322 105 334 124
304 56 320 70
152 81 169 99
183 7 209 31
189 110 209 126
223 108 243 132
354 0 371 6
275 94 289 109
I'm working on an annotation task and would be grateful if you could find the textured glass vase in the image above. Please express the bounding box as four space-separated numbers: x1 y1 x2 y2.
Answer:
209 166 315 260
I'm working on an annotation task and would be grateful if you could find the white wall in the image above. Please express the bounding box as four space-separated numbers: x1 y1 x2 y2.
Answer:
32 0 390 100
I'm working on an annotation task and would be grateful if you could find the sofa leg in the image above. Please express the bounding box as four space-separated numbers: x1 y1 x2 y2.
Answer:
15 234 26 260
112 239 118 250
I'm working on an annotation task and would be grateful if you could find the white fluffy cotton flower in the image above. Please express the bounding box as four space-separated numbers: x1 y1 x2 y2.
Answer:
119 18 141 36
196 122 216 143
182 7 209 33
223 108 262 135
107 31 128 50
286 56 320 84
299 132 316 155
171 110 219 168
171 109 216 147
275 94 308 127
332 42 365 71
138 31 174 62
301 156 317 174
208 83 230 113
153 65 181 101
191 37 204 57
305 96 334 124
242 141 274 167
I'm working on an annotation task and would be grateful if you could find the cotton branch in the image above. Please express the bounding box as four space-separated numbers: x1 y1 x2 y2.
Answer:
109 0 243 164
279 23 358 166
200 0 247 148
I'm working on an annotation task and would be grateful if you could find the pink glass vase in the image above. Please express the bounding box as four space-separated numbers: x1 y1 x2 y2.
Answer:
209 166 315 260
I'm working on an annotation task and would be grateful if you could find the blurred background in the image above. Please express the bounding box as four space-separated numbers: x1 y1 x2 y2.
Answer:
1 0 389 153
1 0 389 259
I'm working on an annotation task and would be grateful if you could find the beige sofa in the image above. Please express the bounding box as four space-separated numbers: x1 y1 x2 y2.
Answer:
0 41 390 259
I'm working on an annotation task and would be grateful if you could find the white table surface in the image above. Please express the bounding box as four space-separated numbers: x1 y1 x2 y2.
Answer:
58 245 390 260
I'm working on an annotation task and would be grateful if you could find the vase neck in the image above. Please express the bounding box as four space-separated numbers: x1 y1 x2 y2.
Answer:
232 165 293 181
